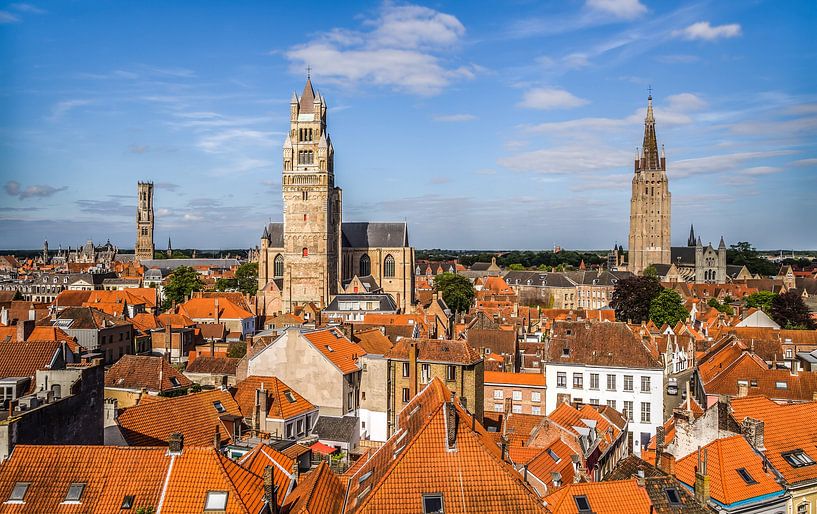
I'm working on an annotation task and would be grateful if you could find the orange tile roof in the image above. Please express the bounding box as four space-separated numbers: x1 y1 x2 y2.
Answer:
157 312 196 328
0 325 81 354
302 328 364 375
237 443 296 507
105 354 192 392
543 478 652 513
233 375 316 421
280 443 311 460
675 435 784 506
343 378 547 513
178 297 254 320
117 389 242 447
0 445 264 514
484 371 545 387
0 339 61 393
282 461 344 514
730 396 817 486
384 337 483 365
353 328 393 355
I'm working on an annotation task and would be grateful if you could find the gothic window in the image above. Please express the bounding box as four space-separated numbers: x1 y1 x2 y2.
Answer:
274 254 284 277
302 247 309 257
384 254 395 278
360 254 371 276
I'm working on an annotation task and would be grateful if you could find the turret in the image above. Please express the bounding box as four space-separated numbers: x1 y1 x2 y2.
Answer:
688 225 696 247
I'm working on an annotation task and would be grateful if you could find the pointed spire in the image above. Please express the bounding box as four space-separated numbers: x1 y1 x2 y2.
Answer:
299 76 315 114
640 95 661 170
696 236 702 248
290 91 298 104
283 133 292 149
718 236 726 249
688 225 696 247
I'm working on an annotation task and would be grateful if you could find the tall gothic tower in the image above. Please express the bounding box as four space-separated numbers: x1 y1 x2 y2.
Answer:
628 96 671 274
281 77 342 308
135 181 155 260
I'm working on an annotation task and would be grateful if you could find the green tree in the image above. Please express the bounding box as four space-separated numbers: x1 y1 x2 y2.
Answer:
433 272 475 314
235 262 258 294
770 291 816 329
508 263 526 271
610 276 662 323
649 289 689 327
707 297 734 316
643 265 658 279
227 341 247 358
162 266 203 308
727 242 778 276
745 291 777 312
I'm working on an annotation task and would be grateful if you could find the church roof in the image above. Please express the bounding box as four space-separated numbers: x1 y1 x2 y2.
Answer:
263 222 284 247
299 77 315 113
670 246 696 266
639 95 662 171
341 222 409 248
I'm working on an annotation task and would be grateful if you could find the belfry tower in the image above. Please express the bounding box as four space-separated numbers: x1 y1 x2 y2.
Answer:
628 95 671 274
135 181 155 261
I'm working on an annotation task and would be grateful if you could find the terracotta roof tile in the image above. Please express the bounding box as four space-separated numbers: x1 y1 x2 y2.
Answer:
234 375 316 421
237 443 296 507
545 321 662 369
384 337 482 365
178 297 254 320
484 371 545 387
353 328 394 355
185 356 240 375
105 354 192 392
0 339 61 392
543 478 653 513
282 461 344 514
302 328 365 375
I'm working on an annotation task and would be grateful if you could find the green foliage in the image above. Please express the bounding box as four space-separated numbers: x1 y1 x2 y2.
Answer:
508 263 526 271
649 289 689 327
727 242 778 277
643 265 658 278
707 297 734 315
135 507 155 514
162 266 203 308
216 262 258 294
190 383 202 393
770 290 816 329
744 291 777 312
610 276 663 323
159 387 189 398
416 249 607 269
227 341 247 358
433 272 475 314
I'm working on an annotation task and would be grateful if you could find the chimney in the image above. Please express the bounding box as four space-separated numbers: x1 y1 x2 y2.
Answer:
168 432 183 455
636 469 645 486
446 392 458 449
741 417 765 451
694 447 710 505
737 382 749 398
17 319 34 342
258 387 268 432
210 337 216 358
213 424 221 449
655 426 665 452
214 298 220 324
408 342 418 398
551 471 562 488
657 452 676 475
263 465 278 513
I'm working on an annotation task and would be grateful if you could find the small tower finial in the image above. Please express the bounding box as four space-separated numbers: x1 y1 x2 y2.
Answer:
306 65 311 80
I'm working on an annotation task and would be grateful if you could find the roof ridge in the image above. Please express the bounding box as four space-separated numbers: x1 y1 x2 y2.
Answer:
214 450 254 514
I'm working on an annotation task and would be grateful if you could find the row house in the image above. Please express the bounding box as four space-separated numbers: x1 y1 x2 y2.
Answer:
484 371 546 415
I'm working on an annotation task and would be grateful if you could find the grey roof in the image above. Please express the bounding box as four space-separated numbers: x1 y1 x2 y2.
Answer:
114 253 136 263
325 293 397 313
726 265 745 278
503 271 576 288
469 262 494 271
670 246 696 266
312 415 359 443
652 264 673 277
341 222 408 248
102 278 141 285
140 258 240 270
262 223 284 248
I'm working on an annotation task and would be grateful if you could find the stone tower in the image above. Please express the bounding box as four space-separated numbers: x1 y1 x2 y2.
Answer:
281 76 342 309
628 96 671 274
135 181 155 261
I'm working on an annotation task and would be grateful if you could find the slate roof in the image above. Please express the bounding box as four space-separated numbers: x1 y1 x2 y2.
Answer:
504 271 576 288
105 355 192 392
262 223 284 247
670 246 697 266
325 294 397 312
312 415 359 443
139 258 240 270
0 445 265 514
341 222 408 248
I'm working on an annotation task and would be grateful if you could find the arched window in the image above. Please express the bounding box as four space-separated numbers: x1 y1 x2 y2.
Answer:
274 254 284 277
359 254 371 276
384 254 395 278
302 247 309 257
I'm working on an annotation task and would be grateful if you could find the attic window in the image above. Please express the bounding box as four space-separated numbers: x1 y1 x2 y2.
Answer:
736 468 758 485
213 401 226 413
566 329 572 336
325 345 334 352
422 494 444 514
665 488 681 506
358 471 373 484
204 491 228 511
782 450 816 468
169 377 180 387
562 347 570 357
547 448 561 463
775 381 787 390
7 482 29 503
121 495 135 509
750 379 758 387
573 495 591 512
64 483 85 503
284 390 297 403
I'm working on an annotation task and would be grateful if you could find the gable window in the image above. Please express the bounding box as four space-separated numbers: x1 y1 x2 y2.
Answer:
422 493 444 514
384 255 395 278
204 491 228 511
64 483 85 503
574 495 591 512
736 468 758 484
8 482 29 503
359 254 371 276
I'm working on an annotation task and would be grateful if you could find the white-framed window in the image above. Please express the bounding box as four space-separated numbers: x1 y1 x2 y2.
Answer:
641 376 651 393
607 374 616 391
573 373 583 389
624 375 634 392
624 401 634 421
531 391 541 403
640 402 651 423
532 406 541 415
589 373 599 390
493 390 504 400
512 390 522 401
606 399 616 409
557 372 566 388
512 405 522 414
421 364 430 384
589 398 599 406
494 403 504 412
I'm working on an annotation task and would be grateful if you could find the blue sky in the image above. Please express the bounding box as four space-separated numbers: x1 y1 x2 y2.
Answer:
1 0 815 251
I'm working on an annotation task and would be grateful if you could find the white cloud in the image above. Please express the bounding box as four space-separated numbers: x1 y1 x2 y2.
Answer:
740 166 783 176
518 88 589 110
666 93 707 112
285 4 473 96
498 145 630 175
197 129 277 153
432 113 477 122
673 150 795 178
674 21 742 41
792 158 817 167
48 99 92 122
9 3 46 14
4 180 68 199
586 0 646 20
0 10 20 23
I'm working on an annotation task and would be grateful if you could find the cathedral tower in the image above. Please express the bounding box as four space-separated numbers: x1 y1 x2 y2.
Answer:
281 76 342 308
628 96 671 274
135 181 155 260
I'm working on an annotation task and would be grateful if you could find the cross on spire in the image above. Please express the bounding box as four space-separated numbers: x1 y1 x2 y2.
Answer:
647 84 653 98
306 65 311 79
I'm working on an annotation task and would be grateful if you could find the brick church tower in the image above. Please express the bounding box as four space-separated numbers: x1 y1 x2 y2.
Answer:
280 76 342 308
628 95 671 274
135 181 155 261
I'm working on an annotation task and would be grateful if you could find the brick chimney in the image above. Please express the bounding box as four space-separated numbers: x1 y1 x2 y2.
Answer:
694 447 710 505
408 342 418 398
737 382 749 398
214 298 220 324
168 432 183 455
446 391 458 449
741 417 765 451
17 319 34 342
263 465 278 513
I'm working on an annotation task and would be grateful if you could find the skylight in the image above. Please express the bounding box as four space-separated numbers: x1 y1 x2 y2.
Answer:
204 491 228 511
573 495 591 512
547 448 561 463
422 494 444 514
665 488 681 506
284 390 296 403
121 495 135 509
8 482 29 503
65 483 85 503
325 345 334 352
213 401 226 413
775 381 787 389
782 450 816 468
736 468 758 485
169 377 180 387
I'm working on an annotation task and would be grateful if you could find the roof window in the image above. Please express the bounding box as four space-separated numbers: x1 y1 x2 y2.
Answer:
573 495 591 512
665 488 681 506
121 495 135 509
64 483 85 503
782 450 816 468
325 345 334 352
284 390 297 403
169 377 180 387
736 468 758 485
213 401 226 413
204 491 228 511
422 493 444 514
7 482 29 503
547 448 561 463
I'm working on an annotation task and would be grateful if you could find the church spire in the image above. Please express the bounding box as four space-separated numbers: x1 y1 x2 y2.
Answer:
299 75 315 114
688 225 696 247
640 95 661 170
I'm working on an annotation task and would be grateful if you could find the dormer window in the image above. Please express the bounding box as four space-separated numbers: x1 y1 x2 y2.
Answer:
64 483 85 503
665 488 681 506
204 491 228 511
